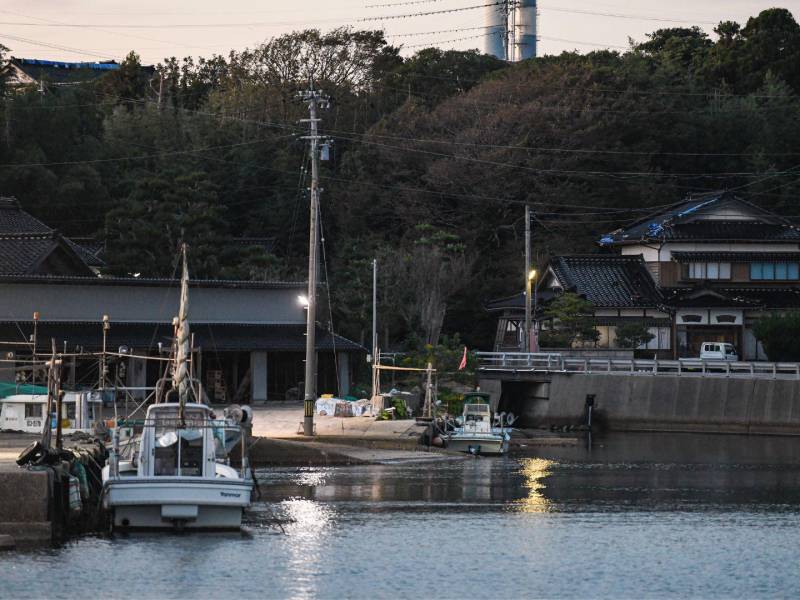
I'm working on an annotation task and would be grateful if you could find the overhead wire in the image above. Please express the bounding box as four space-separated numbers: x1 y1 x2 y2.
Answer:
402 31 495 49
358 1 507 22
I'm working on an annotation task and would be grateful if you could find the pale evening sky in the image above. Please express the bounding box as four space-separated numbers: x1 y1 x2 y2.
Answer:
0 1 797 66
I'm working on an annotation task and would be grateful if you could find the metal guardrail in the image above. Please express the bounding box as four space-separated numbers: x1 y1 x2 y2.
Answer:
476 352 800 379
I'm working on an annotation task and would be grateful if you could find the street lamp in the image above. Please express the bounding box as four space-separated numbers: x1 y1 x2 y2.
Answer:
525 269 538 352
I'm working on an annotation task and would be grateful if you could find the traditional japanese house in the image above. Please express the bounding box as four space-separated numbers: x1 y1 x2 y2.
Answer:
489 192 800 360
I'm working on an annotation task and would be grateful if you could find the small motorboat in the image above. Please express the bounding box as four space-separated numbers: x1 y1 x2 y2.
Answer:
446 392 510 456
102 402 253 530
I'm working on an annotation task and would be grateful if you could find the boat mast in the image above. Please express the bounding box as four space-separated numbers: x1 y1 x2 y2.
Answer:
173 243 191 423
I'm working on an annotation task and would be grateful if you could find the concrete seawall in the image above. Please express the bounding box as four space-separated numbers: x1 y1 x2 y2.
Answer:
0 465 53 546
513 374 800 435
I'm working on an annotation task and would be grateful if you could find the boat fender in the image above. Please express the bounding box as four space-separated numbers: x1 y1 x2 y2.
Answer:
67 476 82 514
240 405 253 426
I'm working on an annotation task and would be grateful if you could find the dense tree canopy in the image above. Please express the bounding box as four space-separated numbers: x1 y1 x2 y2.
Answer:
1 9 800 349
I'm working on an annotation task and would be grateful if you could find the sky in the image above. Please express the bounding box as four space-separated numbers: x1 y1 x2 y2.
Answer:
1 0 798 66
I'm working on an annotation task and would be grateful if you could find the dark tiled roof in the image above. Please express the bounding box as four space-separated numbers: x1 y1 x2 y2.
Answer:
550 255 663 308
0 197 51 234
664 221 800 241
664 287 800 309
672 251 800 262
0 233 59 274
0 197 99 275
599 192 800 245
65 238 105 267
0 321 364 353
484 289 559 312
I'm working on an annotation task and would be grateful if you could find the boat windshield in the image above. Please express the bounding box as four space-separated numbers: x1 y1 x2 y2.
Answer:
464 403 490 421
152 408 207 477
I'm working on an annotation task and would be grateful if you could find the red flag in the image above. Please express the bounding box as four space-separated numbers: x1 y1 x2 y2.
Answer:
458 346 468 370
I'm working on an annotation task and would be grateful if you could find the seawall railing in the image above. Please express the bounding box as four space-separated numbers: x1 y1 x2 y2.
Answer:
476 351 800 379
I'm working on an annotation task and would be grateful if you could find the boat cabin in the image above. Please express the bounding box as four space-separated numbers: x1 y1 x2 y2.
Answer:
0 392 103 433
137 403 218 479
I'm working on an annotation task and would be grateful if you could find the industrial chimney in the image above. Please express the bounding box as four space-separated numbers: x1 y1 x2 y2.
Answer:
515 0 537 60
483 3 507 59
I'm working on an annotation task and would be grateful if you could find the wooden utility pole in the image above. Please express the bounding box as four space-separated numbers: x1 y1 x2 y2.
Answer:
299 85 329 437
524 205 532 352
371 258 379 401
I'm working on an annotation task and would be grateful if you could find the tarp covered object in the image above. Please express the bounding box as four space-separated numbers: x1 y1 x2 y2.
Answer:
0 382 48 399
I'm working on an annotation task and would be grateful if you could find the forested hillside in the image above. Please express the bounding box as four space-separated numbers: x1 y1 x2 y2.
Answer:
1 8 800 350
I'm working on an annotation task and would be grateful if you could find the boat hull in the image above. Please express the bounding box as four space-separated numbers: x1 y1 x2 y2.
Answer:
103 478 253 530
446 434 508 455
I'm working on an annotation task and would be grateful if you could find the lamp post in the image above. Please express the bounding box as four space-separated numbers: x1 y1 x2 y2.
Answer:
525 268 537 352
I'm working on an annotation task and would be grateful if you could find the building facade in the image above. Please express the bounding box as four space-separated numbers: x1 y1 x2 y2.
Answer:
0 197 363 401
489 193 800 360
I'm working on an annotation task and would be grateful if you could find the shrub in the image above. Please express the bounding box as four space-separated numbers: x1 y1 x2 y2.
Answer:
616 323 655 349
753 312 800 361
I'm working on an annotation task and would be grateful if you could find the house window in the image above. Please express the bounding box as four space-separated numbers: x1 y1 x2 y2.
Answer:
686 262 731 280
751 262 800 280
501 320 521 347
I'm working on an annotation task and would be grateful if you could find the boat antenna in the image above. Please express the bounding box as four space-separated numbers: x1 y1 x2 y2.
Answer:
173 243 191 426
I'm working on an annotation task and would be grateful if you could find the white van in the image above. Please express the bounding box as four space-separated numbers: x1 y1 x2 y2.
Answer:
700 342 738 361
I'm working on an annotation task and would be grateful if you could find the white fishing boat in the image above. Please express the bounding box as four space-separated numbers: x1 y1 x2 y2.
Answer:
446 392 510 456
101 245 253 530
102 402 253 530
0 392 104 434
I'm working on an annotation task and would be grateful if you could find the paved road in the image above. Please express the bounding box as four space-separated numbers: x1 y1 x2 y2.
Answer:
250 401 426 440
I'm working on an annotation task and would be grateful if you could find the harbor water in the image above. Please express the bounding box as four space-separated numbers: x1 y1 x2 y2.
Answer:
4 432 800 598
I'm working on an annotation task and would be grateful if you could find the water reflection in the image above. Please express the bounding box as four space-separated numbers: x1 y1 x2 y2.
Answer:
258 460 526 507
7 433 800 599
280 499 337 600
517 458 554 512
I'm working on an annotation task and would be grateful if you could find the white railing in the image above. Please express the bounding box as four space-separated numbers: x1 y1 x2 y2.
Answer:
476 352 800 379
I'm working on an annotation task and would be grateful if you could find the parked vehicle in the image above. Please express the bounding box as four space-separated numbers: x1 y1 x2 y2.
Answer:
700 342 738 361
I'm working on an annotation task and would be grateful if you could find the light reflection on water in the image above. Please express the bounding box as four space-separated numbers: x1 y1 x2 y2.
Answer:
517 458 554 513
4 433 800 598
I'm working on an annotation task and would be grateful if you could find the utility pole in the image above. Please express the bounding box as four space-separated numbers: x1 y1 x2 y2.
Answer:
299 85 329 437
157 72 164 110
524 205 532 352
371 259 378 400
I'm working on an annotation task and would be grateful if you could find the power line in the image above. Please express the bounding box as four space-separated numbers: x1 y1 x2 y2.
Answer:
358 1 506 22
403 32 495 49
324 127 800 158
366 0 442 7
330 133 800 179
388 25 500 37
0 136 281 168
0 31 117 60
538 4 718 26
539 34 627 49
0 8 221 53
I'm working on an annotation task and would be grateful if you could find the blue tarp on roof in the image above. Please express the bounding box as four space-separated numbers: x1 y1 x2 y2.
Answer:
18 58 119 71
